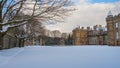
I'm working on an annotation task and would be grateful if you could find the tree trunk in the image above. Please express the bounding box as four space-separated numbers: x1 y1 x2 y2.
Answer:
0 1 2 30
0 1 3 50
32 37 35 45
18 38 25 47
22 38 24 47
18 38 22 47
0 33 4 50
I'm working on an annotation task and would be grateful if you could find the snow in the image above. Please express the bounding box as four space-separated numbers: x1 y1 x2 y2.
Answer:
0 45 120 68
0 25 9 32
0 21 27 32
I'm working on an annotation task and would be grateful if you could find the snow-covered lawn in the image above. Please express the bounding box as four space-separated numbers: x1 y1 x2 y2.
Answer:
0 45 120 68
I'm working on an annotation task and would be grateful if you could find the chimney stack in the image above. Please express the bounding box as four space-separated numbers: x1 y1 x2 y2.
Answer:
93 25 97 30
87 26 90 31
81 27 84 29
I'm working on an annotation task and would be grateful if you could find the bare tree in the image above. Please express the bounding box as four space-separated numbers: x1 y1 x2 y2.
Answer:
0 0 75 49
26 18 45 45
14 26 27 47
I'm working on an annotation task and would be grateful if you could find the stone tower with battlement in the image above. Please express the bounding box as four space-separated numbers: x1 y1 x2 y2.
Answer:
72 26 88 45
106 11 120 46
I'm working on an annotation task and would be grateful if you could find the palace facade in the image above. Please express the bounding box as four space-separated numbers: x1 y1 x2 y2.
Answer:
72 25 107 45
73 12 120 46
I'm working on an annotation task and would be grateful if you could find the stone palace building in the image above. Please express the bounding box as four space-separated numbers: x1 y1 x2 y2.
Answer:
73 11 120 46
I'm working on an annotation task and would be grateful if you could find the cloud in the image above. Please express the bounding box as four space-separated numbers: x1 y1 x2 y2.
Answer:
46 0 120 33
78 0 90 4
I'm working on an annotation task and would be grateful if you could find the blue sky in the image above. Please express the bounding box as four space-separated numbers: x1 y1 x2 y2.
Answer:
91 0 119 3
72 0 119 4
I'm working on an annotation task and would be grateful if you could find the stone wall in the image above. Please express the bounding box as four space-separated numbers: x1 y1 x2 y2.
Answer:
3 35 17 49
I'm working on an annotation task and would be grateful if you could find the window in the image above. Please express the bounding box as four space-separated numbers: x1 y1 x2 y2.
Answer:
116 32 119 40
116 23 118 28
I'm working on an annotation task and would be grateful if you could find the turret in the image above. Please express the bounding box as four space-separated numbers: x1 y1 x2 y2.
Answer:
93 25 97 30
106 10 113 21
107 10 113 17
106 10 116 46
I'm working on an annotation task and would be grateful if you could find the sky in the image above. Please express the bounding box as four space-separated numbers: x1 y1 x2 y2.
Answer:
46 0 120 33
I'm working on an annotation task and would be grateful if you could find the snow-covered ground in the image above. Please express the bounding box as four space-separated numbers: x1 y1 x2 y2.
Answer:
0 45 120 68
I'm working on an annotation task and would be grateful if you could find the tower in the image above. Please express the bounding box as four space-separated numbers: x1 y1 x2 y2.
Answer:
72 26 88 45
106 11 115 45
114 13 120 45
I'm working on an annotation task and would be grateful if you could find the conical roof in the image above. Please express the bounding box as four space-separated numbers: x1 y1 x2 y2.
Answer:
107 10 113 16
